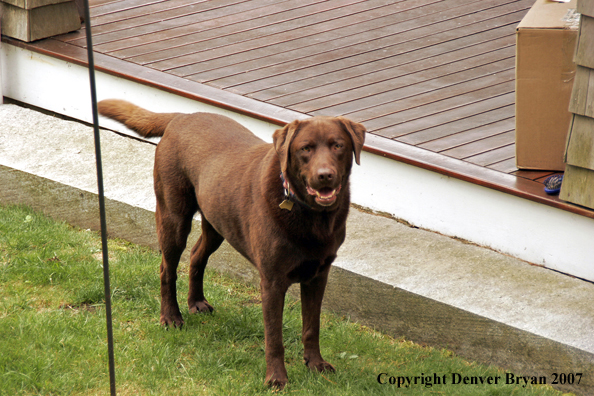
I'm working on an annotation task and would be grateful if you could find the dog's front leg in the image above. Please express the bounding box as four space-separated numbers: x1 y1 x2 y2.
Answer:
300 266 335 373
260 278 289 389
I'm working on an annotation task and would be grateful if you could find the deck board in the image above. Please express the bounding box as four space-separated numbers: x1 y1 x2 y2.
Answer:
158 0 454 78
359 78 515 128
226 4 528 97
441 131 516 159
396 105 515 144
489 158 521 174
47 0 557 184
372 91 515 136
255 25 517 104
180 0 518 85
320 61 515 120
117 0 375 62
95 0 323 53
90 0 171 16
70 0 267 46
419 118 515 153
465 144 516 167
90 0 207 25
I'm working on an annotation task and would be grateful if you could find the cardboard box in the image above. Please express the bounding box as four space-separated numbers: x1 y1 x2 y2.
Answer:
515 0 579 171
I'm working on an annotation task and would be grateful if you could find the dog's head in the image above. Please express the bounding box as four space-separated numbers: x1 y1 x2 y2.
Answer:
273 116 365 210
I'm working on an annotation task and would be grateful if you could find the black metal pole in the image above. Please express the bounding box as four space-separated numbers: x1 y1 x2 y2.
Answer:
82 1 117 395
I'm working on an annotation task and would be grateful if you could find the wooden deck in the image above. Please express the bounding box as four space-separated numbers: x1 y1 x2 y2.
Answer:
4 0 590 217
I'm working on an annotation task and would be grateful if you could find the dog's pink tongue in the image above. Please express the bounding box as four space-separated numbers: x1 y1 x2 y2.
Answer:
317 187 334 198
307 186 340 207
307 186 332 197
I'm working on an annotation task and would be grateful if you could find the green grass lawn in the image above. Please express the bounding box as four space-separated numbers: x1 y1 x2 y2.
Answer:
0 204 569 395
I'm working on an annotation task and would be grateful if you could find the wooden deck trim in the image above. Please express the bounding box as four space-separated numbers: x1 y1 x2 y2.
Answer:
363 134 593 219
3 35 593 220
2 36 307 125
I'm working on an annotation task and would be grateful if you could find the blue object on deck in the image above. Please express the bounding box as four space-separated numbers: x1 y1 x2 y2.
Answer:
543 174 564 195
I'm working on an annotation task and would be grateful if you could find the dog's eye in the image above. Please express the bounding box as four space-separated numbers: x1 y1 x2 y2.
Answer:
333 143 343 150
301 146 311 152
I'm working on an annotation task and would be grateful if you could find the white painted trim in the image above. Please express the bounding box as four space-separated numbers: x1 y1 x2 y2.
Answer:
351 150 594 281
0 44 278 143
2 42 593 282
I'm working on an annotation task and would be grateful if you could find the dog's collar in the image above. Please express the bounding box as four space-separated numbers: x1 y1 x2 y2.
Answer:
279 173 312 211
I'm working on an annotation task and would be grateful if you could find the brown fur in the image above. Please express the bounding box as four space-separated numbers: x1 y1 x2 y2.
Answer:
98 99 365 389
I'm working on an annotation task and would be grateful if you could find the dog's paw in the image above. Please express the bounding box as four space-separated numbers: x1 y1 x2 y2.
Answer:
306 358 335 373
160 313 184 328
188 300 214 314
265 374 288 390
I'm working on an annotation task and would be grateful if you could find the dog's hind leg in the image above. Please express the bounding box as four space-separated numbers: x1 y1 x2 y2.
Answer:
188 217 224 314
156 199 195 328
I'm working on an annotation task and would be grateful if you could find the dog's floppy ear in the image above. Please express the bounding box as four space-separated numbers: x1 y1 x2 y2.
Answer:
273 119 301 173
337 117 366 165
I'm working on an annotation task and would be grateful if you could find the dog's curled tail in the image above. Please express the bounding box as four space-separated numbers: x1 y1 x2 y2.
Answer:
97 99 179 138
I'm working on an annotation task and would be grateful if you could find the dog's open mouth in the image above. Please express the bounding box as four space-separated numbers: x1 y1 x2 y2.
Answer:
306 184 342 206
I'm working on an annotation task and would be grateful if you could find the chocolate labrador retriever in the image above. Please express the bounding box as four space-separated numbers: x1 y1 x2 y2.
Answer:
97 99 365 389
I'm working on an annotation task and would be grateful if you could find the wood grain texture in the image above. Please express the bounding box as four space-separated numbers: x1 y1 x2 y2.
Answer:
564 12 594 209
565 114 594 170
560 164 594 210
569 65 594 118
575 15 594 69
578 0 594 18
121 0 375 63
182 0 524 86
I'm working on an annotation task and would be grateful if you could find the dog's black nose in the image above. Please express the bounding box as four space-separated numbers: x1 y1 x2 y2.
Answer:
317 168 336 182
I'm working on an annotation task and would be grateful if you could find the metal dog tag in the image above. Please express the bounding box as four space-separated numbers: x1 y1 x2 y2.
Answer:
279 199 294 211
